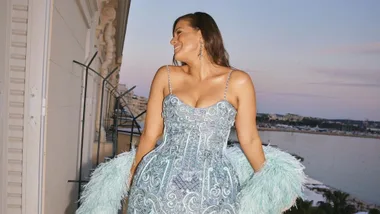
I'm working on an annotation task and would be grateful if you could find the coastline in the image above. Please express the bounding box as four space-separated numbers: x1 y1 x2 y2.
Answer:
305 177 380 211
257 127 380 139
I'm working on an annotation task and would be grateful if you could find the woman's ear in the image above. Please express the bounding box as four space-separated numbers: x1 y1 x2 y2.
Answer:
197 30 203 42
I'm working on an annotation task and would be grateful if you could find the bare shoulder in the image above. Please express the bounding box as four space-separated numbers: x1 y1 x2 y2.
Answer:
230 69 254 89
153 65 170 80
159 65 188 80
151 65 175 86
151 65 186 95
148 65 170 97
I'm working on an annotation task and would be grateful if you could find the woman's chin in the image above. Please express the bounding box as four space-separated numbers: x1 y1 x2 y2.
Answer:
174 54 185 63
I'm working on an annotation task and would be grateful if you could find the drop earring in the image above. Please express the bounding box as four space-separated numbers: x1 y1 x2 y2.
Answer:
198 42 203 59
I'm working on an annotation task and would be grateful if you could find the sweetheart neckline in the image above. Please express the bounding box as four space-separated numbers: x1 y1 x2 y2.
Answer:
164 94 237 112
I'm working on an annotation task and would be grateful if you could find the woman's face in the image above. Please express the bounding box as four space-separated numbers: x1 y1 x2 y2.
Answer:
171 19 202 63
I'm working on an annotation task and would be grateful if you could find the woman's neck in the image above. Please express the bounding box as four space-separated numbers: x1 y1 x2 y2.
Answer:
186 57 219 81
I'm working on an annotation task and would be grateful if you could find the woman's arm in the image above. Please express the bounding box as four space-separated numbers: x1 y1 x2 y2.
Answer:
232 71 265 172
129 66 168 182
230 71 306 213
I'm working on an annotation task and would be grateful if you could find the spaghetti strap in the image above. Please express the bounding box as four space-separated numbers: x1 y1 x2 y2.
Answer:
166 65 173 94
223 69 234 100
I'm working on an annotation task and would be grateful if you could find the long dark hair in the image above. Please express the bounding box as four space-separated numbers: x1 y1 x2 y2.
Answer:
172 12 230 67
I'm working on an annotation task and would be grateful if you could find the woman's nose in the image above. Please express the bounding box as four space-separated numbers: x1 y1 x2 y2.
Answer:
170 37 177 45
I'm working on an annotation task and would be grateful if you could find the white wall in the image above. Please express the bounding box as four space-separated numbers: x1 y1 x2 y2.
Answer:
0 1 9 213
0 0 30 213
0 0 102 213
43 0 99 213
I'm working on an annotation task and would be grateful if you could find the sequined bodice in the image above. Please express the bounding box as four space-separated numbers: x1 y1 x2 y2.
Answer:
162 94 237 151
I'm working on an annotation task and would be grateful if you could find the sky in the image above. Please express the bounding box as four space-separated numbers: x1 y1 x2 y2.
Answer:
119 0 380 121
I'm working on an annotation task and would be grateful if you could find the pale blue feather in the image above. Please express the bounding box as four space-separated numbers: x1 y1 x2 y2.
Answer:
226 144 307 214
75 148 136 214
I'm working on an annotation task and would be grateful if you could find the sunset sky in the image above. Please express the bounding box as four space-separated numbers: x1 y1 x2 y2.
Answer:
119 0 380 121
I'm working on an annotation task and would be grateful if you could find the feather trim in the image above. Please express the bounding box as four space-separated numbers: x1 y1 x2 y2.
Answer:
76 144 305 214
76 148 136 214
226 144 307 214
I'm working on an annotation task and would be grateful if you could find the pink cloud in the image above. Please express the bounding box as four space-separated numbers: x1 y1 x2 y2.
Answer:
319 42 380 55
310 67 380 84
256 91 337 99
308 82 380 88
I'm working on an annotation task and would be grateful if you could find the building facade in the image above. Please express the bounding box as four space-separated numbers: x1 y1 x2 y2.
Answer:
118 83 148 122
0 0 131 213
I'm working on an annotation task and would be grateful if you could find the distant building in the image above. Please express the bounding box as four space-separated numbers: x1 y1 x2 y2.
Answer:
268 113 304 121
118 83 128 93
283 113 304 122
269 114 285 120
118 84 147 122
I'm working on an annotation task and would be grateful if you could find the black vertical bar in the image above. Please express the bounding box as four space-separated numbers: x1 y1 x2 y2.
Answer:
96 67 119 166
130 119 135 150
113 97 119 157
76 51 97 207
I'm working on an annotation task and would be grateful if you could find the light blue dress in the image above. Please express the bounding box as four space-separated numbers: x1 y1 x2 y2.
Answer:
127 67 240 213
75 65 306 214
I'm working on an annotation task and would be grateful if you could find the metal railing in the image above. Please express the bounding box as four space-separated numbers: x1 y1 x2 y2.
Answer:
68 52 146 211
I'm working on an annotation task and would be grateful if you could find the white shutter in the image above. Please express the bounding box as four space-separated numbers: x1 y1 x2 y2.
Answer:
2 0 51 213
4 1 29 214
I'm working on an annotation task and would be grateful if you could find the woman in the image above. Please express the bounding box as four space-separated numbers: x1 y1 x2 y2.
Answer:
127 11 265 213
77 12 306 214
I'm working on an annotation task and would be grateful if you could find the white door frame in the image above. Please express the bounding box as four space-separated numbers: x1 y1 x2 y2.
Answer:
23 0 52 213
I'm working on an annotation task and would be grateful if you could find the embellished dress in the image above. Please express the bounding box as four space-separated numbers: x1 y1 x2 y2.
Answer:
75 66 306 214
127 68 240 213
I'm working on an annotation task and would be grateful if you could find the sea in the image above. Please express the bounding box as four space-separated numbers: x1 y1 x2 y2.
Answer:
229 129 380 205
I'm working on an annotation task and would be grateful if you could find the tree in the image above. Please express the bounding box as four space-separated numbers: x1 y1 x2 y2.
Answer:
284 198 314 214
284 198 325 214
369 208 380 214
317 190 356 214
